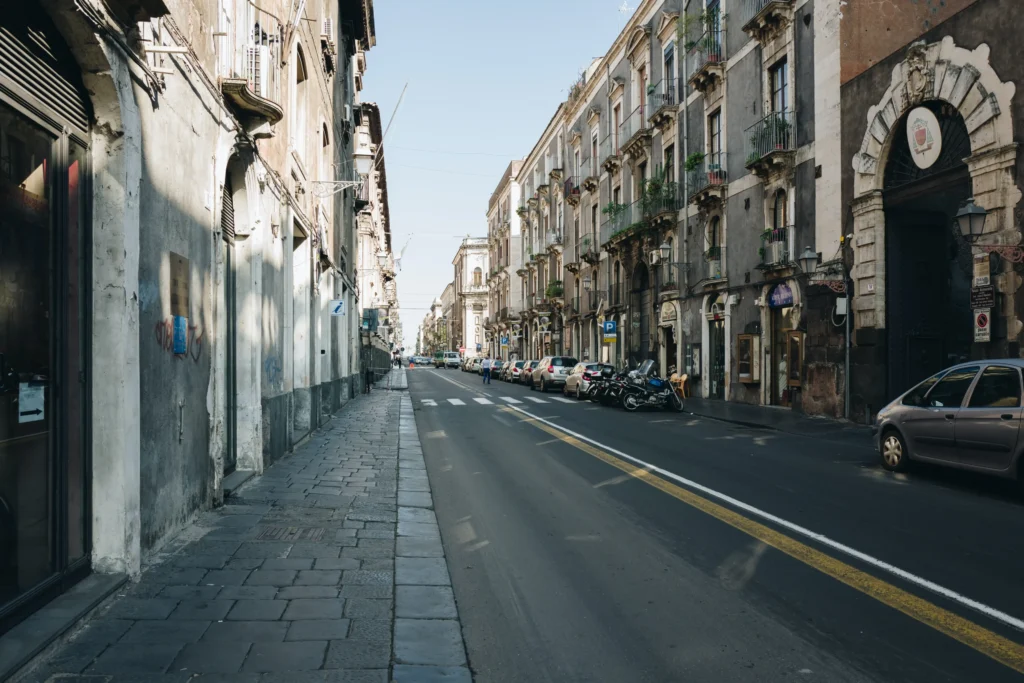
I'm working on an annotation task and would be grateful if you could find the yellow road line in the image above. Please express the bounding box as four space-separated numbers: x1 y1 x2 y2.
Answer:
526 419 1024 674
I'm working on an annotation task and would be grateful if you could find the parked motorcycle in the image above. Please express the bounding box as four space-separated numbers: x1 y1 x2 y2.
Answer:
620 360 685 413
588 367 626 407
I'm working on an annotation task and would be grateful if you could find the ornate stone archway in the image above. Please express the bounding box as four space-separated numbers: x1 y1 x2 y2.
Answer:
850 37 1019 339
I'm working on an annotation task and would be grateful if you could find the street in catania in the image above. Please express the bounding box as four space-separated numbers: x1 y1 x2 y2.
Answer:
4 1 1024 682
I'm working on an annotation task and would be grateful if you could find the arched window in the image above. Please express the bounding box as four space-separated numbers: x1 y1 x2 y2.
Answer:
708 216 721 248
773 190 788 229
473 267 482 286
293 46 308 158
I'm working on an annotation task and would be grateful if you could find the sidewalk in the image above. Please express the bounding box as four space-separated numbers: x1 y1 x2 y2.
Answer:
685 396 875 448
18 384 470 683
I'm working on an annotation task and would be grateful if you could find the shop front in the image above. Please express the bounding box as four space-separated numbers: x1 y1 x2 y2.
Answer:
658 301 679 374
765 283 801 407
1 4 92 633
704 293 727 399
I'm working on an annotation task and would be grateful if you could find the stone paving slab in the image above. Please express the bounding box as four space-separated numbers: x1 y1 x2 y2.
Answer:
19 389 472 683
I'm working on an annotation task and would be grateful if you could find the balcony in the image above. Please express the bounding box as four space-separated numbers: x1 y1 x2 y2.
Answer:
220 14 285 126
586 289 606 315
564 176 582 206
758 227 792 271
686 29 725 94
745 110 796 176
647 79 678 129
599 202 637 247
353 175 371 210
600 135 621 173
580 233 600 264
741 0 795 44
618 105 651 160
549 166 564 183
701 246 726 287
641 181 683 227
545 230 563 254
686 152 728 206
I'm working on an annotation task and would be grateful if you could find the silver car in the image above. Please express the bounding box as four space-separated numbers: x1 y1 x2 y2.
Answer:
530 356 579 392
874 360 1024 479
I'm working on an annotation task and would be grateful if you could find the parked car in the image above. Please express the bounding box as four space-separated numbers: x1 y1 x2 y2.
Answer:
530 356 579 392
507 360 526 382
564 362 616 398
443 352 461 369
500 361 517 381
874 360 1024 481
521 361 538 387
491 360 506 378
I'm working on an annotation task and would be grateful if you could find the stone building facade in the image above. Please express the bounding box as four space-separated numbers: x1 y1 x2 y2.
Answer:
451 238 489 358
484 161 524 360
0 0 381 639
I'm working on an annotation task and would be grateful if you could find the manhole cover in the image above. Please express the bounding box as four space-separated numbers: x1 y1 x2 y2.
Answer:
255 526 327 542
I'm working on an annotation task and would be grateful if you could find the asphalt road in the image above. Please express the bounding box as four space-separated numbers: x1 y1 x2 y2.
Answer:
407 366 1024 682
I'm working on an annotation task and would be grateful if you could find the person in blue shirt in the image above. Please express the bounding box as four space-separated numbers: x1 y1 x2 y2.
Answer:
481 356 492 384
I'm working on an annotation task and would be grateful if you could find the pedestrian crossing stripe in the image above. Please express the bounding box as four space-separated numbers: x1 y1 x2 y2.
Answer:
473 398 493 405
552 397 574 404
499 397 522 404
525 397 548 403
448 398 465 405
419 396 578 407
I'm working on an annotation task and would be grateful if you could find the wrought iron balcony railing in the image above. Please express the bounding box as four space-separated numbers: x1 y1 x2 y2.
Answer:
618 104 648 150
745 110 796 166
759 227 791 269
687 30 724 80
647 79 677 116
686 152 727 198
703 246 725 282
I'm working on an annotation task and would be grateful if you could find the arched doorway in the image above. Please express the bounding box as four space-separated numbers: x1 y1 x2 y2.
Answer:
0 3 93 632
629 263 651 368
706 293 727 399
884 101 973 397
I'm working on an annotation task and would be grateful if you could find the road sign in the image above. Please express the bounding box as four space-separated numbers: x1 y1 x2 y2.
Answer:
602 320 617 344
500 336 509 349
975 309 991 342
970 285 995 310
330 300 345 316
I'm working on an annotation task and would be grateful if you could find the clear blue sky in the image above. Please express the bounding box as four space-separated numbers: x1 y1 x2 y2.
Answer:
361 0 635 350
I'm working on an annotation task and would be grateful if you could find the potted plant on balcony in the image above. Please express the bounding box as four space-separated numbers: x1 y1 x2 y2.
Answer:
684 151 705 173
770 115 792 150
708 162 725 185
545 280 564 298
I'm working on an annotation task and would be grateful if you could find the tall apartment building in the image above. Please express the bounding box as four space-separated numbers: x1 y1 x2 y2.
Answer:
505 0 847 415
452 238 490 358
484 161 524 360
0 0 379 640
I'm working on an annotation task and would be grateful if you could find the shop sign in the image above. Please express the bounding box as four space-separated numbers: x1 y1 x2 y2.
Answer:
602 320 618 343
975 309 991 343
18 382 44 423
330 300 345 316
907 107 942 170
768 284 794 308
970 285 995 310
660 302 677 324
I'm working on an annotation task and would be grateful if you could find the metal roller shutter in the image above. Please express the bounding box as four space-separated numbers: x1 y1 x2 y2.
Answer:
221 176 235 243
0 5 91 136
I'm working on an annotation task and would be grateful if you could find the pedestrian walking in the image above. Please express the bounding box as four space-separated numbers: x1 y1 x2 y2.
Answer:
481 356 492 384
364 365 374 394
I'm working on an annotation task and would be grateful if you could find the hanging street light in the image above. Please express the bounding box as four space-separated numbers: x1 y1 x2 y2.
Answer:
955 197 988 243
660 241 671 262
798 246 819 275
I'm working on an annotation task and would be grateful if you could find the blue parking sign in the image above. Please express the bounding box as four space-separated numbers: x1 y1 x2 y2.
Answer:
602 320 617 343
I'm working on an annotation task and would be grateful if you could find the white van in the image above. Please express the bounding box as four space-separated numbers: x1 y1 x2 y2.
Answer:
443 352 461 369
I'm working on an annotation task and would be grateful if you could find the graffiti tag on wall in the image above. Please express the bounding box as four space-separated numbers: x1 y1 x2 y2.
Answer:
155 319 203 362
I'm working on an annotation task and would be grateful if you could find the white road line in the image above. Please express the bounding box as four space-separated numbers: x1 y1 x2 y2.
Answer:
551 396 575 404
525 397 549 404
500 397 522 404
421 399 437 407
505 404 1024 633
473 397 494 405
447 398 466 406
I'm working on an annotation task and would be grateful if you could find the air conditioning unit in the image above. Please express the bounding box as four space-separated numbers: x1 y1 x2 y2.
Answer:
246 45 269 98
322 17 333 40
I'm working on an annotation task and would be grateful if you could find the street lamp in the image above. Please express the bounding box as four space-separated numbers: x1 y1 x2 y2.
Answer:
583 274 592 291
798 246 819 274
955 197 988 243
376 252 388 269
659 241 671 262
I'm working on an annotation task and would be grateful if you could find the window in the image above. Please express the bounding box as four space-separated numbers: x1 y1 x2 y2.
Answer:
773 189 788 229
664 144 675 184
708 216 721 247
473 267 482 286
475 316 481 327
613 185 621 205
293 46 309 157
968 366 1022 408
770 59 789 113
613 103 621 146
708 110 722 162
926 366 980 408
663 43 675 88
591 132 599 173
591 205 598 235
574 149 580 177
637 64 647 110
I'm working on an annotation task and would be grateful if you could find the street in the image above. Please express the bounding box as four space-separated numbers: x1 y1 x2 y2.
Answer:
408 367 1024 682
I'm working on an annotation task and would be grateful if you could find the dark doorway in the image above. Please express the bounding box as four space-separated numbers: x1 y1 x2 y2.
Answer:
884 101 973 400
221 178 238 476
629 264 652 367
709 319 726 399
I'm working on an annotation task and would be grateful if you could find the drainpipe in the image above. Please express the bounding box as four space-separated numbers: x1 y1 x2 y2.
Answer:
844 265 852 421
